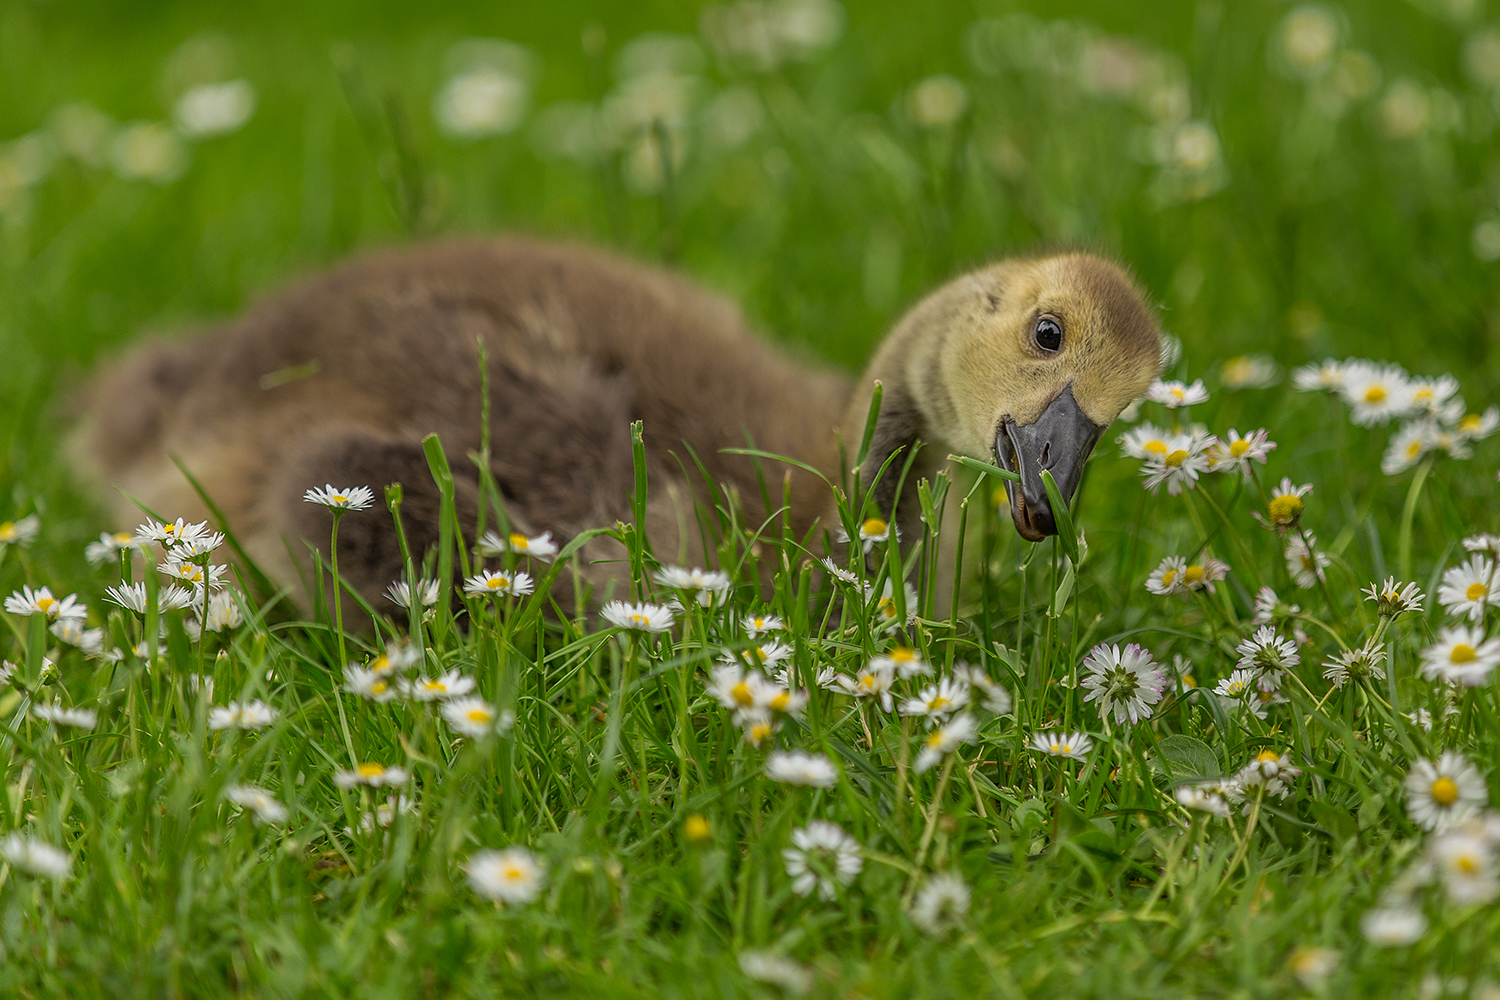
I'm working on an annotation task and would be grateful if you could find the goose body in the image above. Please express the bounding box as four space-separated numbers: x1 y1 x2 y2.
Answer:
73 237 1160 612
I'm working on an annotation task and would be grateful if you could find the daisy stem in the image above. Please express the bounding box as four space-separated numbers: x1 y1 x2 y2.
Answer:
910 753 957 895
1396 456 1434 581
329 511 348 671
1215 788 1264 895
25 614 44 686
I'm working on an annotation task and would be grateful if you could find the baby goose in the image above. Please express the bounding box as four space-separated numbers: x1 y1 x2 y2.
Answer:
72 237 1159 611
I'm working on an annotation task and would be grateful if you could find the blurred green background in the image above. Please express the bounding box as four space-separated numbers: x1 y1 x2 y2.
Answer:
1 0 1497 521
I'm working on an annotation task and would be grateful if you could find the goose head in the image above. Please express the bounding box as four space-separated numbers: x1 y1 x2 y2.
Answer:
861 252 1161 542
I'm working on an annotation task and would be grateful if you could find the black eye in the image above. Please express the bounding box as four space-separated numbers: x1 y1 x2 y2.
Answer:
1034 315 1063 352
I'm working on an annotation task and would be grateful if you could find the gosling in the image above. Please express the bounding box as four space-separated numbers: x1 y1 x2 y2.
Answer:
73 237 1161 610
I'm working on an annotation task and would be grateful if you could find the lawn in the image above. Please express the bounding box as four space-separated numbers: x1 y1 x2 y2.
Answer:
1 0 1499 995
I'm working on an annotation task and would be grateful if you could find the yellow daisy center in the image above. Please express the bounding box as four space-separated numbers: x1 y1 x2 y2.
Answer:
1268 495 1303 523
423 681 447 692
770 692 790 712
731 682 755 707
0 522 13 540
371 681 388 696
753 618 766 629
371 655 389 672
630 615 649 627
1160 569 1178 587
1455 853 1481 875
858 675 878 692
1183 565 1205 584
927 696 951 712
509 532 528 548
749 722 772 742
1406 441 1423 458
502 864 525 881
1228 680 1246 695
36 597 55 612
1431 776 1459 806
1364 385 1386 404
332 494 348 503
114 533 133 544
1466 583 1487 601
1164 449 1189 467
925 731 944 749
1169 388 1185 400
1229 439 1250 457
1256 750 1280 764
1460 414 1481 432
467 708 492 724
486 576 509 589
1414 388 1433 403
1058 744 1072 754
683 815 711 842
891 647 915 662
861 517 887 537
357 763 385 778
1144 440 1168 455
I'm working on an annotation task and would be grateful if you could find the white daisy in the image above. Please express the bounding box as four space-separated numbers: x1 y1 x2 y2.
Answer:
1220 355 1280 390
1080 642 1166 724
334 762 410 789
1236 626 1300 681
195 591 243 633
1322 641 1386 688
158 559 228 590
706 663 772 718
1117 422 1173 460
1285 534 1330 588
1030 729 1093 761
104 581 195 614
1339 361 1416 426
1456 406 1499 441
741 711 781 748
720 640 793 671
0 514 41 550
1420 625 1500 686
1175 782 1233 818
782 820 862 899
1140 431 1214 495
819 556 864 587
737 952 813 995
1429 826 1498 905
386 579 441 608
84 530 138 566
653 565 732 607
32 704 98 729
600 600 675 633
1145 556 1187 595
1207 427 1276 475
0 834 71 881
953 663 1012 715
837 516 897 554
208 700 278 731
466 847 545 905
1463 534 1500 555
835 663 896 713
1362 577 1424 618
166 531 224 561
366 642 421 676
462 569 535 598
1291 358 1348 392
50 620 105 657
4 586 86 620
224 784 289 825
1404 752 1487 831
1236 750 1301 799
402 670 476 702
1360 907 1427 946
915 712 977 772
1409 374 1461 417
742 613 786 638
1383 420 1437 475
765 750 838 787
343 665 399 702
477 529 558 561
1213 668 1259 700
909 871 971 936
1437 556 1496 622
899 677 971 721
133 517 212 550
869 646 930 679
1255 478 1313 534
1288 946 1341 989
1146 378 1209 408
442 696 508 738
302 484 375 511
762 684 809 717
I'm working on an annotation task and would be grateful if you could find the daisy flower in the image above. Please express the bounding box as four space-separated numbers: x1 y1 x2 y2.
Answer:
1288 947 1341 989
462 569 534 598
208 700 278 730
1464 533 1500 555
386 579 440 608
915 712 977 772
899 677 971 721
158 560 227 590
0 514 41 551
1362 578 1424 618
782 820 862 899
774 663 838 692
1236 626 1300 678
1255 478 1313 533
762 684 809 717
466 847 545 904
224 784 289 825
909 872 971 936
838 516 896 554
600 600 675 633
1360 907 1426 946
873 579 919 628
50 620 105 656
1175 782 1233 818
1419 625 1500 686
1339 361 1416 426
869 646 930 679
720 640 793 671
1409 374 1461 416
1236 750 1301 799
442 696 508 738
765 750 838 787
737 952 813 995
741 711 780 748
166 531 224 561
742 613 785 637
1030 730 1093 761
1079 642 1166 724
1322 641 1386 688
0 834 71 881
1146 378 1209 408
1285 534 1330 588
194 591 243 634
1429 827 1498 905
819 556 863 588
1145 556 1187 595
1437 556 1496 622
104 582 195 614
1117 422 1173 460
1456 406 1499 441
1220 355 1280 390
343 664 399 702
653 565 732 607
4 586 86 620
302 484 375 511
133 517 212 551
835 664 896 713
477 529 558 561
1404 752 1487 831
85 530 136 566
1139 431 1214 495
32 704 98 729
334 762 410 789
402 669 476 701
366 642 421 676
706 662 771 714
1382 420 1436 475
1207 427 1276 475
954 663 1013 715
1291 358 1347 392
1213 668 1258 700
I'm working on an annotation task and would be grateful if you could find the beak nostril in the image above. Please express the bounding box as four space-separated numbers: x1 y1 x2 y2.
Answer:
1040 442 1051 469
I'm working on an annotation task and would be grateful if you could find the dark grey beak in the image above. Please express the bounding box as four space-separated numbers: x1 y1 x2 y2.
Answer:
993 385 1104 541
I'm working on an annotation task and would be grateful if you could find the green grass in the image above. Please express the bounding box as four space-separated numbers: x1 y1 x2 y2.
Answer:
2 0 1500 995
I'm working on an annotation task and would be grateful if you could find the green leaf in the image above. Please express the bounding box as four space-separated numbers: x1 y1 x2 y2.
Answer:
1153 734 1220 778
1039 469 1080 566
948 454 1021 483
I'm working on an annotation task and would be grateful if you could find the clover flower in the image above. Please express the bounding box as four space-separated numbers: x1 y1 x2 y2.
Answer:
782 820 862 899
1080 642 1166 724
